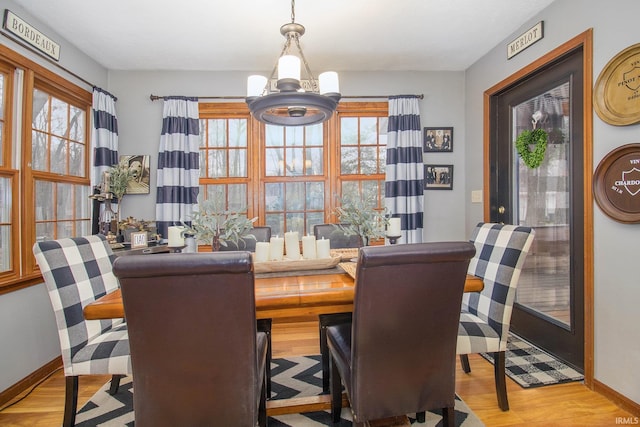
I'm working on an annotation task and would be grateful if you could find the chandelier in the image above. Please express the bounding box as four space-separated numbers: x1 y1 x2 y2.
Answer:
245 0 341 126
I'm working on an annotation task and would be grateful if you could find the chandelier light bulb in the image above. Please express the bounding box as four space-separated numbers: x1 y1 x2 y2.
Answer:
278 55 301 81
247 75 268 97
319 71 339 95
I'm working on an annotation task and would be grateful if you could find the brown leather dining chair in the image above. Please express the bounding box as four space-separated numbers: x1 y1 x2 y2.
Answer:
326 242 476 426
218 226 273 397
313 223 361 393
112 252 268 427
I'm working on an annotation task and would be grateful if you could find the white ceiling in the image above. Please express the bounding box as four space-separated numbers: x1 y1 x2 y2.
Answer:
11 0 555 72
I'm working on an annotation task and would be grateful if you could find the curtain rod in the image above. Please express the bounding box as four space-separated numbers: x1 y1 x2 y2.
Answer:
149 94 424 101
1 31 117 100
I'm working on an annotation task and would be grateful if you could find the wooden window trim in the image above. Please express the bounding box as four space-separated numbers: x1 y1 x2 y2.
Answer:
0 46 92 292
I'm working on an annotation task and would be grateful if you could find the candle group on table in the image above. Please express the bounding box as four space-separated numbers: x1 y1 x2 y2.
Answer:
251 233 332 262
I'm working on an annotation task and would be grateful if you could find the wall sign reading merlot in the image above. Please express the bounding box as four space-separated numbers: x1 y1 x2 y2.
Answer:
593 143 640 223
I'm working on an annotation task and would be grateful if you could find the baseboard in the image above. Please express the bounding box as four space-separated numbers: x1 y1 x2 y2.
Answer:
593 379 640 416
0 356 62 408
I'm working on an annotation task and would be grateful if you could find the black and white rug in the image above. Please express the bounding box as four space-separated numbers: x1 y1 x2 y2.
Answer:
480 334 584 388
76 355 484 426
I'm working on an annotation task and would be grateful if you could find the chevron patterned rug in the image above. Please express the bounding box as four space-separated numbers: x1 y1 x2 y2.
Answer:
76 355 484 426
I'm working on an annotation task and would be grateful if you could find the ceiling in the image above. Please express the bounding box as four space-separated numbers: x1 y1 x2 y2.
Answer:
11 0 555 72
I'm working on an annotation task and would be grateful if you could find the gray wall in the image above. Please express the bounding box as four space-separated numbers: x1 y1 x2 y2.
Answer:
464 0 640 404
109 70 469 241
0 0 108 392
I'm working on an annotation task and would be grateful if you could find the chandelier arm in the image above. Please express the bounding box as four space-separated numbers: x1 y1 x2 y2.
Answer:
293 36 318 91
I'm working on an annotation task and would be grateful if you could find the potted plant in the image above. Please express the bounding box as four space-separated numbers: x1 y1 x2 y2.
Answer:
183 198 258 251
334 195 389 246
108 159 136 222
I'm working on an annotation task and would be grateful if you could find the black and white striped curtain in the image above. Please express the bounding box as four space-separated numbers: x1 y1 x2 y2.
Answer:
92 87 119 187
385 95 424 244
155 97 200 240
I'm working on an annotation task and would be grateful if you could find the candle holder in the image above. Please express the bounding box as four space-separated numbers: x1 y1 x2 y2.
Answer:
386 235 402 245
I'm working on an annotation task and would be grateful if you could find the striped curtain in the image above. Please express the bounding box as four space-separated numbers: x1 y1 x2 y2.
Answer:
385 95 424 244
155 97 200 240
92 87 119 187
92 87 119 234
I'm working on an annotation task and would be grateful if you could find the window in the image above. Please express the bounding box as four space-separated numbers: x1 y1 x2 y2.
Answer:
335 103 388 214
0 47 92 291
198 101 388 239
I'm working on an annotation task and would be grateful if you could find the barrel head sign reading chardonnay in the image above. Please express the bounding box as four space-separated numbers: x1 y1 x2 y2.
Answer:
593 144 640 223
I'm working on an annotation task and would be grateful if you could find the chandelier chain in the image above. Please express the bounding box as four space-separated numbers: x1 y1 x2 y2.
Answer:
291 0 296 23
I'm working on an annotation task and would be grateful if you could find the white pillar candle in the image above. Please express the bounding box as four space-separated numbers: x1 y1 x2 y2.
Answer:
284 231 301 260
302 235 317 259
388 218 401 236
255 241 270 262
316 237 331 259
167 226 185 247
269 236 284 261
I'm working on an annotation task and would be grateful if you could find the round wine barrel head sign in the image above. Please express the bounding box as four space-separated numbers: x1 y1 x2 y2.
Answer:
594 43 640 126
593 143 640 223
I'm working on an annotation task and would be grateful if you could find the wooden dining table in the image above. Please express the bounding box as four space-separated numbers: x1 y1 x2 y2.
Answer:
84 267 483 426
84 269 483 321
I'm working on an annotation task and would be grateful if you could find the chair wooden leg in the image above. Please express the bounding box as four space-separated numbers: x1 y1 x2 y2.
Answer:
63 376 78 427
442 406 455 427
108 374 124 395
257 318 273 398
494 351 509 411
416 411 425 423
459 354 471 373
319 312 352 394
329 353 343 423
258 372 267 427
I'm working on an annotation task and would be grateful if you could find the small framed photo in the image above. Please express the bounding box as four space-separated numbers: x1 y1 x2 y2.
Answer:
120 154 151 194
424 165 454 190
423 127 453 152
130 231 148 249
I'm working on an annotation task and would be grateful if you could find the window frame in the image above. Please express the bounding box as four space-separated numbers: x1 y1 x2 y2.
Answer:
198 101 388 235
0 45 92 294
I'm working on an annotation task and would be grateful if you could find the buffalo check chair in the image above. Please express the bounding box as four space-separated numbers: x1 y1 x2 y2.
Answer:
457 222 535 411
33 235 131 427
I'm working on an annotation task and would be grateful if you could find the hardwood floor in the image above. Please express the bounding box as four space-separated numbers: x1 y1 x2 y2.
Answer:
0 318 634 426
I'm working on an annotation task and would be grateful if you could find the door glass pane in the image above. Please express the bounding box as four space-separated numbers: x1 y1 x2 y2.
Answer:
513 81 571 327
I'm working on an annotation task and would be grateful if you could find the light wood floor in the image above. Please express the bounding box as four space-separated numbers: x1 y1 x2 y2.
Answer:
0 319 634 426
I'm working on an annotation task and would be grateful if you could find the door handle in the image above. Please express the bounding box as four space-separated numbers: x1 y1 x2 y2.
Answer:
498 206 506 214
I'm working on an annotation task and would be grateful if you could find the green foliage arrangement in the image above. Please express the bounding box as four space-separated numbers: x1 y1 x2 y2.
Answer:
107 159 136 221
183 198 257 251
515 129 548 169
334 195 389 246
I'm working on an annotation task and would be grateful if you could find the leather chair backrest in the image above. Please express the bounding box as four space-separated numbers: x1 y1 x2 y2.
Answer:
350 242 476 420
313 223 362 248
219 226 271 252
463 222 535 343
113 252 262 426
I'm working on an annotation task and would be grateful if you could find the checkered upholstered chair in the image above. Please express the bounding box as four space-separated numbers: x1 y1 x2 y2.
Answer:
457 222 535 411
33 235 131 427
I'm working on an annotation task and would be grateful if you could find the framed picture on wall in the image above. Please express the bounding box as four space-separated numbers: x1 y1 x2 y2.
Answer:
120 155 151 194
423 127 453 152
424 164 454 190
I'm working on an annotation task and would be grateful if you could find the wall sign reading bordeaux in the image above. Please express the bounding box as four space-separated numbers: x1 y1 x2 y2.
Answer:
593 143 640 223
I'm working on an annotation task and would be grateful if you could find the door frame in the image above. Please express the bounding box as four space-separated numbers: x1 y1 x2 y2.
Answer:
482 29 594 386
